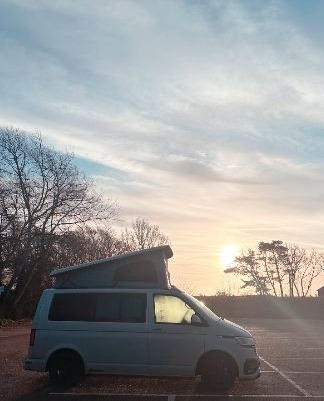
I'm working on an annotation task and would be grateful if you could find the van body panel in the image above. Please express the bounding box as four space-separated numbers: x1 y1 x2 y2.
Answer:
38 328 147 372
147 325 205 376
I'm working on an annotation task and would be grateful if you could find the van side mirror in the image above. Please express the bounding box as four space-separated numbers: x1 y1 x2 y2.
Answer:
191 314 202 326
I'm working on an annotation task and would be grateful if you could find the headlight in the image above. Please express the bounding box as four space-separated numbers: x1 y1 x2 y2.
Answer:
235 336 255 348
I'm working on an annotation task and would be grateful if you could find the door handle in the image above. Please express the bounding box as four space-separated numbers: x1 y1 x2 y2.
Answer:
152 327 162 332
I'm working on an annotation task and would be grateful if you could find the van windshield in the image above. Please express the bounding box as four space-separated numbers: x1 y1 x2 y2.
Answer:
183 293 221 321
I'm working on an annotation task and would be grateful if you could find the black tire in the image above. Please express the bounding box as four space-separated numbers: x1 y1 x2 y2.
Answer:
200 354 237 392
48 350 85 387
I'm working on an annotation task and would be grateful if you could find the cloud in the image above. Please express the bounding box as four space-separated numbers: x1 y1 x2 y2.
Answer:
1 0 324 293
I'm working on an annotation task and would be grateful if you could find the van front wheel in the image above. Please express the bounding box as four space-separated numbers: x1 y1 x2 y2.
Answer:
200 354 236 392
48 350 85 387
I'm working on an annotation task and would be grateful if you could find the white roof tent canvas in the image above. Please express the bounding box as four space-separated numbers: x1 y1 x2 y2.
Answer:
50 245 173 289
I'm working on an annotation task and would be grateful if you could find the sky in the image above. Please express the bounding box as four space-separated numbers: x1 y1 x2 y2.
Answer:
1 0 324 294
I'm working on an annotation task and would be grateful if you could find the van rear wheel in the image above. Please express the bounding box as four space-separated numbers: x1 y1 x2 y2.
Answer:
48 350 85 387
200 354 236 392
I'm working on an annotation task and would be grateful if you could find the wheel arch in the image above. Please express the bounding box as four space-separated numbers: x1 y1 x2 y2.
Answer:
195 350 239 377
46 348 85 371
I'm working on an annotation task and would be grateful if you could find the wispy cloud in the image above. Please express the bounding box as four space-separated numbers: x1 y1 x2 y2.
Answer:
1 0 324 293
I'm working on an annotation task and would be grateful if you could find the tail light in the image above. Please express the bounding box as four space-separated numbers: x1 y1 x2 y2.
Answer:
29 329 36 346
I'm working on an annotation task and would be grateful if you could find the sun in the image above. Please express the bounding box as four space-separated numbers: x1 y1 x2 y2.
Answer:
220 244 240 269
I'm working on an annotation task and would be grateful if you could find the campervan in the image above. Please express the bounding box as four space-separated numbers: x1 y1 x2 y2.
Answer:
24 245 260 391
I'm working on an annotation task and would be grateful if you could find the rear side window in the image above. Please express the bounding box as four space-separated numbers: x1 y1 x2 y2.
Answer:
48 293 147 323
96 293 146 322
48 293 96 321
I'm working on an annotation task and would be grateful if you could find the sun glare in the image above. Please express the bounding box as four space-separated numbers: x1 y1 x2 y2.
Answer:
220 244 240 269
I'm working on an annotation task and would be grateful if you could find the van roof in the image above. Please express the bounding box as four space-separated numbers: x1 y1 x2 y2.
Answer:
44 285 183 295
50 245 173 277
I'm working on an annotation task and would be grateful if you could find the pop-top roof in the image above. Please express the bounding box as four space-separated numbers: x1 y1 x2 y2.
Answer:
50 245 173 277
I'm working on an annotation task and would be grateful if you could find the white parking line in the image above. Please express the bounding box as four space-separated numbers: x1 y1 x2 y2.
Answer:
261 370 324 374
270 357 324 360
49 393 324 398
286 371 324 374
260 357 310 397
50 394 167 397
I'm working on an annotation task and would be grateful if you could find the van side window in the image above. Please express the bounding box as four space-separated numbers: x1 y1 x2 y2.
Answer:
96 293 147 323
154 295 196 324
48 293 96 321
48 293 147 323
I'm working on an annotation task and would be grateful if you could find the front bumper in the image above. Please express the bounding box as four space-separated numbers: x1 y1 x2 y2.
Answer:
239 358 261 380
244 358 260 375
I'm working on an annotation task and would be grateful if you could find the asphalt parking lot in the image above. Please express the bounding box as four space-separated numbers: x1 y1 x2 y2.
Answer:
2 318 324 401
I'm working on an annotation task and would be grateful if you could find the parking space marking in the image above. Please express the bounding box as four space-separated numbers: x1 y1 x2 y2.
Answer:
269 357 324 360
286 371 324 374
48 393 324 398
50 393 166 396
260 357 310 397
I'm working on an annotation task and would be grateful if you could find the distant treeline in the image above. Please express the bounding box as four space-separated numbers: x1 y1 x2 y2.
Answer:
199 295 324 320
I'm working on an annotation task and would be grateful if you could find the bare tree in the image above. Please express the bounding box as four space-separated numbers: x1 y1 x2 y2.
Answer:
225 250 269 295
284 244 306 297
53 226 124 268
121 217 169 251
258 241 287 297
225 240 324 297
294 249 323 297
258 244 278 296
0 127 117 317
